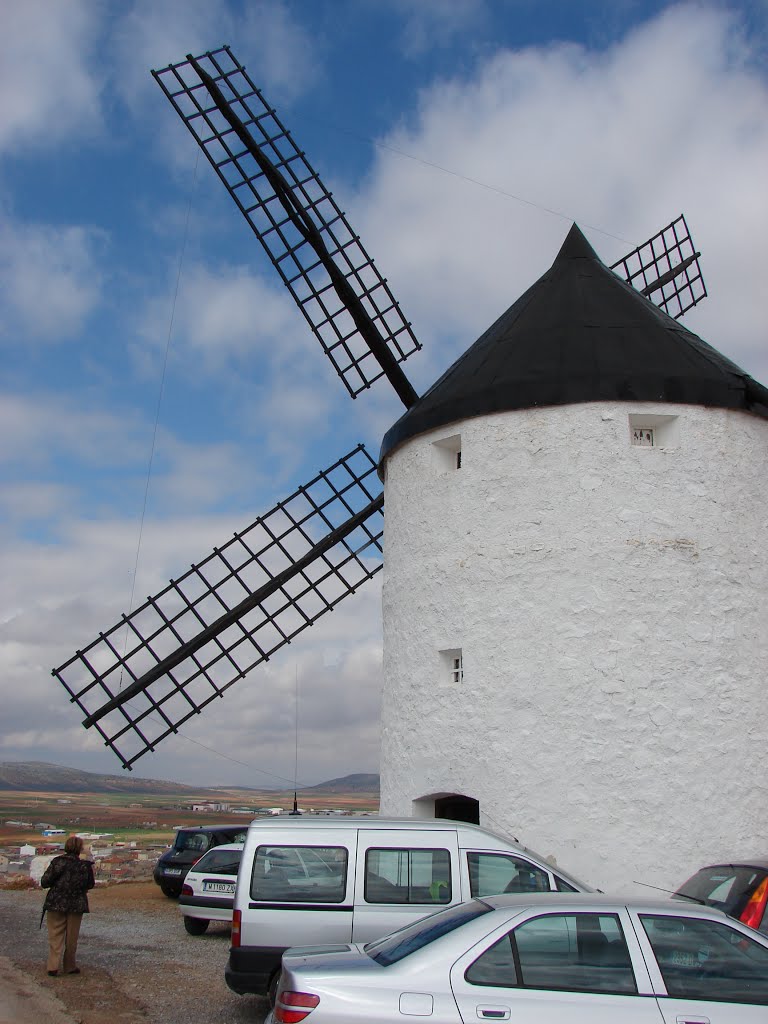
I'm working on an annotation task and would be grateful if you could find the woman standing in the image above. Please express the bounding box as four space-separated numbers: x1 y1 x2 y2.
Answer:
41 835 95 977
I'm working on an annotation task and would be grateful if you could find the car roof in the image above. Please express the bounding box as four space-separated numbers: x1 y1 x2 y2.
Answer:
246 815 524 845
176 824 246 834
480 892 733 918
690 860 768 872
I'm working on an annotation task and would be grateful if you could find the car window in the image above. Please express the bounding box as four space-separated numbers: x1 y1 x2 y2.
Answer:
192 848 241 876
555 875 579 893
174 831 211 853
250 845 347 903
488 913 636 995
640 914 768 1004
365 847 451 904
219 830 248 845
465 933 518 986
365 899 493 965
467 852 550 897
675 866 766 920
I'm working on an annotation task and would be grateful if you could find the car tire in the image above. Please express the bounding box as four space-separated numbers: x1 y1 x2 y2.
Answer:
268 970 280 1007
183 916 209 936
160 884 179 899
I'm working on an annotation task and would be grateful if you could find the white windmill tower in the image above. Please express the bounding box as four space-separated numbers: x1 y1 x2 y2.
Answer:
377 224 768 889
53 48 767 891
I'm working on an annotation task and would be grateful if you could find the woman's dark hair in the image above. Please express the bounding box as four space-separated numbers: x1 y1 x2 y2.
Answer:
64 836 84 856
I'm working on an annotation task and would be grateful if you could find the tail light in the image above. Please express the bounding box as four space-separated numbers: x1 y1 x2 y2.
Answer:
181 884 193 896
274 992 320 1024
231 908 241 947
740 876 768 930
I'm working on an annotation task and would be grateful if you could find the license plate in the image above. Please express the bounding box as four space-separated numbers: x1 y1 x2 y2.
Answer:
202 881 235 894
164 868 182 876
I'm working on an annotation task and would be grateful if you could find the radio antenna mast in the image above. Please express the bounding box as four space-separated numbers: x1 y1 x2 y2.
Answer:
290 666 301 815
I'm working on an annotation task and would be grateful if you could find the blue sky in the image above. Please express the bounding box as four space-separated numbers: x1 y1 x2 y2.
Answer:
2 0 766 788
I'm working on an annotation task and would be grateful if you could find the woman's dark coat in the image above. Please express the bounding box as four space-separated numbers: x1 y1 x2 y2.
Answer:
41 854 95 915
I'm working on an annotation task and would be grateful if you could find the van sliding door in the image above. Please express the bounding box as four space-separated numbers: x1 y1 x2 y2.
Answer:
351 828 460 942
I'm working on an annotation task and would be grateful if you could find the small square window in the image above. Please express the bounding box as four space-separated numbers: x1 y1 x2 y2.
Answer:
439 648 463 684
432 434 462 472
628 414 679 448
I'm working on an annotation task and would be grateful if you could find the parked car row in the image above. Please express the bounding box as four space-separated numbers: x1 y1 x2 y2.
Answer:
155 818 768 1016
152 825 247 897
268 893 768 1023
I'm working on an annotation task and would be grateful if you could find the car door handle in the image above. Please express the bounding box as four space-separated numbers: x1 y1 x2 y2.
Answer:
676 1017 710 1024
477 1008 510 1020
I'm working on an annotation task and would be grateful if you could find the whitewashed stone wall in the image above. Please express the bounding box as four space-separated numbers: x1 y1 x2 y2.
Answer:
379 402 768 892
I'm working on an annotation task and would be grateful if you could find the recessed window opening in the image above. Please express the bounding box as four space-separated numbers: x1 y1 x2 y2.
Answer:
432 433 462 472
628 413 679 449
452 654 463 684
439 647 463 684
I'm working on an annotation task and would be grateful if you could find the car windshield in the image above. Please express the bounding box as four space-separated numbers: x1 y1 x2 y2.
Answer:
675 865 767 916
364 899 493 966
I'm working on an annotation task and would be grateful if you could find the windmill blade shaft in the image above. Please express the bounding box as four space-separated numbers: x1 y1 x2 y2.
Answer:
611 214 706 319
641 250 700 296
187 56 418 409
82 492 384 726
153 47 421 401
52 445 384 770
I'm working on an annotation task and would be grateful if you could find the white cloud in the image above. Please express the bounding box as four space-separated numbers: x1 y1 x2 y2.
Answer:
0 220 105 342
0 393 142 471
355 3 768 388
111 0 319 108
0 0 103 154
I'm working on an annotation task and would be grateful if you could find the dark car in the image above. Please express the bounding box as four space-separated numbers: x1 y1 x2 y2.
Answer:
153 825 248 897
674 860 768 934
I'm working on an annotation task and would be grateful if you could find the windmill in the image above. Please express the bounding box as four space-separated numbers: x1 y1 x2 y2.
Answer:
52 45 709 773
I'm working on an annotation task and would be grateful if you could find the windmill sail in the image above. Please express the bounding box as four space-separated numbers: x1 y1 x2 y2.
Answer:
52 446 384 770
611 214 706 319
153 47 419 407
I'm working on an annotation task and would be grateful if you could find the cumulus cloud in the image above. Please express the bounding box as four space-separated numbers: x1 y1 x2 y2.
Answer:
111 0 319 108
0 220 105 343
0 0 103 153
355 3 768 388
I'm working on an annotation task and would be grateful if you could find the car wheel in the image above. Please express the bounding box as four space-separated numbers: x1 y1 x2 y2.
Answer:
183 916 209 936
160 884 179 899
268 970 280 1007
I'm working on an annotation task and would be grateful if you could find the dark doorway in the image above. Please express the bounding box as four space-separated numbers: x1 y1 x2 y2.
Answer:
434 795 479 824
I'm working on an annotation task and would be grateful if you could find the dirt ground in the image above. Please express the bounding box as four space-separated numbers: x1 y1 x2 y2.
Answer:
0 882 269 1024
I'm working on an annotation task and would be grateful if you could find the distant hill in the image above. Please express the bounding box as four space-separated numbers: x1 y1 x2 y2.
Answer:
0 761 200 795
301 773 379 794
0 761 380 796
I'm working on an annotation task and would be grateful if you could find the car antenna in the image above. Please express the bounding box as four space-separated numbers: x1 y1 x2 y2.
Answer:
289 665 301 815
633 880 706 905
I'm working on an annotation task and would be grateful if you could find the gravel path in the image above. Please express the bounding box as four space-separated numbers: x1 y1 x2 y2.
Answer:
0 884 268 1024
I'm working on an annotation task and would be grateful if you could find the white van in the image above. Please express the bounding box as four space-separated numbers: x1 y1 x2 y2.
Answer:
225 816 591 999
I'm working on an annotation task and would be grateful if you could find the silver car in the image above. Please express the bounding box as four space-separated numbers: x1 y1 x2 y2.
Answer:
179 842 243 935
267 893 768 1023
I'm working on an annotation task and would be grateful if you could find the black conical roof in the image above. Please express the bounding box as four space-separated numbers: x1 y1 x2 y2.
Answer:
380 224 768 462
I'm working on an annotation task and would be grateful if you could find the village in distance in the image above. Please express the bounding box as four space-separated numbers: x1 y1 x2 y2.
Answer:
0 761 380 888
